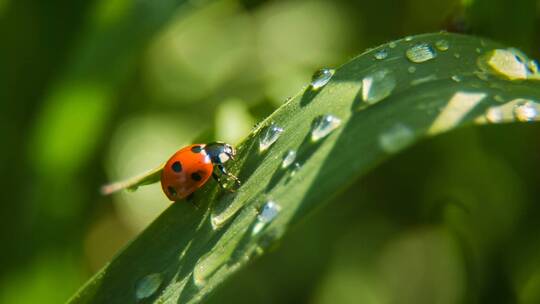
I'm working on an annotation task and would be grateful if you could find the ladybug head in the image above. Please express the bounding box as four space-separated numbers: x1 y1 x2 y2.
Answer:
204 142 236 165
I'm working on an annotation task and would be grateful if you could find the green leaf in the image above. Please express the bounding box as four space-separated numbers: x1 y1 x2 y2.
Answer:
70 33 540 303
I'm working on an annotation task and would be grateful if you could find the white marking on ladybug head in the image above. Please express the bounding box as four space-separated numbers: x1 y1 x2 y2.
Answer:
218 152 230 163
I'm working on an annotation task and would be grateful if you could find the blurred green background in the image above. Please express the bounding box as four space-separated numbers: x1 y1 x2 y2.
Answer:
1 0 540 303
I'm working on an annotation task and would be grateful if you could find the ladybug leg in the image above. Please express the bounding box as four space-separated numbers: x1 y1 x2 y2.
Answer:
212 171 227 190
217 164 241 188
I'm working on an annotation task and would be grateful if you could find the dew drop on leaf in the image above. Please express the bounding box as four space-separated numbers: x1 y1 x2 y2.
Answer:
311 115 342 141
259 123 284 152
136 273 163 300
481 98 540 124
281 150 297 168
374 49 388 60
258 201 281 224
210 192 245 230
406 43 437 63
435 39 449 51
513 101 539 122
485 107 504 123
310 68 335 90
379 123 415 153
477 49 532 80
252 201 281 235
361 69 397 106
528 60 539 74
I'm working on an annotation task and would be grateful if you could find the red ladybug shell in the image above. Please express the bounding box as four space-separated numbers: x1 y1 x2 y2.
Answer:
160 144 214 201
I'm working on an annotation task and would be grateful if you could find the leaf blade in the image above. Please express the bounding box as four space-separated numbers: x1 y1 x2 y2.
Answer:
70 32 540 304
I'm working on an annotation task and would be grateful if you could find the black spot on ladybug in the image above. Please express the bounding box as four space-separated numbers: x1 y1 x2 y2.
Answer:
191 145 203 153
167 186 177 196
171 161 182 172
191 172 202 181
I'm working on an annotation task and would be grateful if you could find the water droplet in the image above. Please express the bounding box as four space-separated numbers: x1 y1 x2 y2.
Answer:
210 194 243 230
514 101 538 122
528 60 539 74
379 124 415 153
281 150 297 168
252 201 281 235
485 107 504 123
310 68 335 90
389 41 397 48
435 40 449 51
408 66 417 74
311 115 342 141
451 75 462 82
136 273 163 300
374 49 388 60
257 201 281 223
406 43 437 63
259 123 283 152
477 49 530 80
480 98 540 124
361 69 397 106
405 36 413 42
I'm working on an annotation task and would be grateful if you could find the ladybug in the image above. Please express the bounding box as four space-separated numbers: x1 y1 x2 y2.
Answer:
160 142 240 201
100 142 240 200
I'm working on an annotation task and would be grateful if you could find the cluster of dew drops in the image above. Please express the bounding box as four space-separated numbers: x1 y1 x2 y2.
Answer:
255 35 540 241
371 36 539 123
248 73 347 241
134 37 540 299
